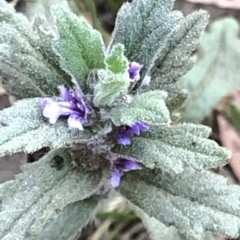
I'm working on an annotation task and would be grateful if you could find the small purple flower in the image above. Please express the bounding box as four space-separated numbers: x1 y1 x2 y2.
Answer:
128 62 143 81
41 85 89 130
117 121 149 145
111 158 141 188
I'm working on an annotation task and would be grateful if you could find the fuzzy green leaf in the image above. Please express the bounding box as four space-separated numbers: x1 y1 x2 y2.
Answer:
120 168 240 239
105 44 129 74
93 72 130 107
0 0 70 99
0 98 92 156
93 44 130 107
36 198 98 240
0 149 101 240
51 5 105 83
131 204 184 240
109 90 170 126
131 204 215 240
110 0 208 110
109 0 181 69
180 18 240 123
115 123 230 174
151 11 208 110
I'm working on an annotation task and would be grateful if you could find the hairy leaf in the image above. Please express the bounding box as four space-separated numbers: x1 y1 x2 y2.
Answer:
105 44 129 74
93 70 130 107
149 11 208 88
131 203 216 240
109 0 181 70
109 0 208 110
109 90 170 126
0 98 92 156
93 44 130 107
36 198 98 240
115 123 230 174
0 0 70 98
32 16 70 76
180 18 240 123
120 168 240 239
0 149 101 240
131 204 185 240
51 5 105 84
166 87 188 112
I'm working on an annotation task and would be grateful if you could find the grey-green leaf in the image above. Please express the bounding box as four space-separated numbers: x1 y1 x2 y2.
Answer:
109 0 208 110
120 168 240 239
0 0 70 99
150 11 208 110
36 198 98 240
51 5 105 84
180 18 240 123
109 90 170 126
0 98 92 156
93 43 131 107
131 203 216 240
131 204 185 240
105 44 129 74
115 123 230 174
0 149 101 240
93 70 130 107
109 0 181 70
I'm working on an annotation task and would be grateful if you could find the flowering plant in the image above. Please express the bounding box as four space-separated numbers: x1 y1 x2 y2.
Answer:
0 0 240 239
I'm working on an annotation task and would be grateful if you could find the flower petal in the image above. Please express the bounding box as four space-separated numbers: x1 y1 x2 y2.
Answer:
116 121 149 145
110 169 122 188
135 121 149 132
42 100 72 124
111 159 141 188
76 99 89 119
59 85 72 101
67 114 84 130
114 159 141 172
41 98 50 109
42 86 90 129
121 159 142 172
128 122 149 136
129 123 141 135
118 135 131 145
128 62 143 81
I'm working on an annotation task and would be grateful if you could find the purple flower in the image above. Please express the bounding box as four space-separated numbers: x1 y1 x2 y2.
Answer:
41 85 89 130
128 62 143 81
117 121 149 145
111 158 141 188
